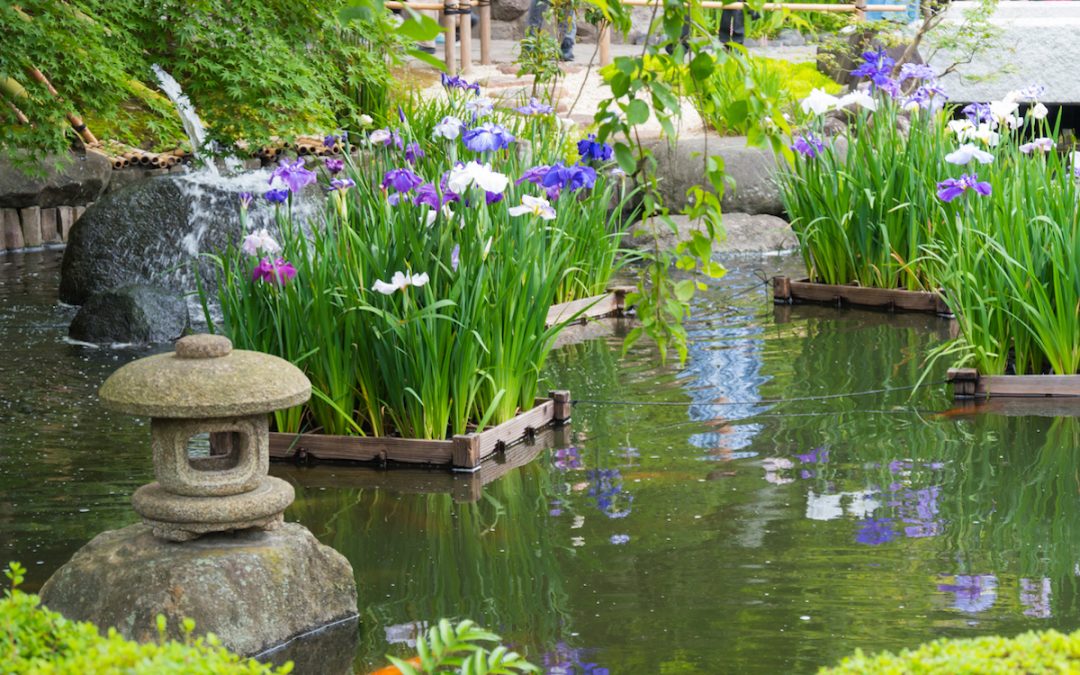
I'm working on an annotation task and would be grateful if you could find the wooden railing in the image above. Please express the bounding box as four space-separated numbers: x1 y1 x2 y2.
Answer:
387 0 908 74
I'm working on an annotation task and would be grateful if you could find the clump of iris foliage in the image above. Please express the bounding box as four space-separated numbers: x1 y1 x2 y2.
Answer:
782 49 1080 377
822 628 1080 674
202 78 635 440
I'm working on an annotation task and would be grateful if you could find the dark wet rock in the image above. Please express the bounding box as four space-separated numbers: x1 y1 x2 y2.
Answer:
628 213 795 254
256 615 359 675
0 151 111 209
40 522 358 657
650 135 785 217
68 285 189 345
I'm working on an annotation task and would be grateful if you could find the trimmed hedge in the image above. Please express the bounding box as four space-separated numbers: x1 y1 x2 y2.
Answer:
2 563 290 674
822 630 1080 674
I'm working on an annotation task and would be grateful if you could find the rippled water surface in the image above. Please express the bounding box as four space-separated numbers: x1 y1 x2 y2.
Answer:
4 249 1080 674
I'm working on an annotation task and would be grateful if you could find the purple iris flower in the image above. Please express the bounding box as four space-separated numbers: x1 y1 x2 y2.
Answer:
264 188 289 204
371 128 404 150
326 178 355 192
397 106 406 123
937 173 992 202
324 157 345 174
791 134 826 159
962 102 993 124
855 517 898 545
851 49 898 94
251 257 297 285
438 171 462 204
938 575 997 613
323 134 339 149
515 97 554 115
269 158 317 194
404 142 425 165
441 72 480 94
462 122 515 153
906 83 948 110
899 63 937 82
413 182 444 209
485 191 503 205
450 244 460 271
238 192 253 209
542 162 596 191
382 168 423 193
577 134 614 162
517 164 551 186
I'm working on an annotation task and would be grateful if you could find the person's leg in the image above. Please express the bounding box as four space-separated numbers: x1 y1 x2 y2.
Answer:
731 8 745 44
526 0 549 33
559 8 576 61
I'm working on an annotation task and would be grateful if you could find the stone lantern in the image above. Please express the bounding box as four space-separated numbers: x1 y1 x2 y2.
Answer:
98 333 310 541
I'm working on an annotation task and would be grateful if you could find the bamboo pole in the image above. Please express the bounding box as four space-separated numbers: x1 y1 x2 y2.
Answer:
479 2 492 64
855 0 867 20
23 67 97 145
442 12 457 76
460 11 473 75
599 23 611 67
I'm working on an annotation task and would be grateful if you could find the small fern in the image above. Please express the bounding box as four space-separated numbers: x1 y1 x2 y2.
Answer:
385 619 539 675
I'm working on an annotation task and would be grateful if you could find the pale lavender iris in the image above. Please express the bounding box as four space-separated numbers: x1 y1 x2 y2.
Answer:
251 257 297 285
1020 577 1052 619
264 188 289 204
382 168 423 193
515 97 554 115
404 142 425 164
238 192 253 209
450 243 460 272
938 575 997 613
937 173 992 202
791 134 826 159
462 122 515 153
962 102 993 125
899 63 937 82
326 178 355 192
324 157 345 174
269 158 317 194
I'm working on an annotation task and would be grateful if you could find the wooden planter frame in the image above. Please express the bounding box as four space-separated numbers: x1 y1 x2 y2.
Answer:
773 276 950 316
545 286 635 328
948 368 1080 400
269 390 571 472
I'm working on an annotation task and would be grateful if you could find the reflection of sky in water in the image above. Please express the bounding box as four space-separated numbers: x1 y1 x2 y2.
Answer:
680 310 768 457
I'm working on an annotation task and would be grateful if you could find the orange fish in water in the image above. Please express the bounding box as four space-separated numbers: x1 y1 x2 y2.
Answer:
368 656 422 675
934 404 980 419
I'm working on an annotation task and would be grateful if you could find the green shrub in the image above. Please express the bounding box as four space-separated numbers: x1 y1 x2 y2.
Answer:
822 629 1080 674
0 563 290 674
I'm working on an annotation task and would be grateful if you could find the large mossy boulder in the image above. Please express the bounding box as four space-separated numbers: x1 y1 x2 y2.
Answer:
0 151 112 209
59 175 236 305
68 285 189 345
40 522 359 658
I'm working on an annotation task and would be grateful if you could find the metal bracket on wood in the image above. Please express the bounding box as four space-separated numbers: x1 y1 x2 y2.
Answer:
947 368 980 399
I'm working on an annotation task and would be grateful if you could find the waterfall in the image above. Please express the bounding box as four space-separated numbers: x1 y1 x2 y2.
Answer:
150 64 217 175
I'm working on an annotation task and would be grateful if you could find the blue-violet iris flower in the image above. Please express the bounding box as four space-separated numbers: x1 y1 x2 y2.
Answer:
577 134 613 162
405 142 425 164
791 134 826 158
441 72 480 94
542 162 597 191
269 158 317 194
324 157 345 174
462 122 515 153
936 173 992 202
382 168 423 193
265 188 290 204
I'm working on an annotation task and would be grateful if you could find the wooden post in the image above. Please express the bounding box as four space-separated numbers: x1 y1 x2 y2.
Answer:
479 2 492 64
599 23 612 67
57 206 75 241
442 12 457 76
934 291 951 317
854 0 867 21
460 12 473 75
947 368 979 399
772 276 792 304
549 390 572 424
608 284 636 313
40 207 59 244
19 206 42 248
451 433 481 471
3 208 24 250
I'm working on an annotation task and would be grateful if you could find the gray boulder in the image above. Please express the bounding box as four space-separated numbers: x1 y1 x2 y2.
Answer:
492 0 530 21
40 522 359 657
0 151 111 209
68 285 189 345
650 135 784 217
628 212 796 255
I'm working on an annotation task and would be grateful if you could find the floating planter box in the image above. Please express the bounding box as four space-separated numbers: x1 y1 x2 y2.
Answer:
772 276 950 315
273 426 567 503
545 285 635 327
269 391 571 472
948 368 1080 400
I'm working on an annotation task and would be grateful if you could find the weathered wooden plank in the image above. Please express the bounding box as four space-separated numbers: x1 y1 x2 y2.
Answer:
40 208 60 243
57 206 75 241
473 399 556 461
773 276 949 315
546 293 620 326
948 368 1080 399
3 208 23 250
19 206 42 248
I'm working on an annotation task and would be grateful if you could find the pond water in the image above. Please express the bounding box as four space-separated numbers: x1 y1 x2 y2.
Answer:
4 248 1080 674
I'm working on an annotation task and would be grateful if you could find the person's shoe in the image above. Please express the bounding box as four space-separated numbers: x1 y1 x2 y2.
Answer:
559 51 575 62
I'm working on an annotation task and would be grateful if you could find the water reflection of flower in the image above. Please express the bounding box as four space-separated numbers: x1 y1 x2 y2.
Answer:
542 642 610 675
937 574 998 613
587 469 633 519
890 485 941 538
1020 577 1052 618
554 447 582 471
855 517 898 545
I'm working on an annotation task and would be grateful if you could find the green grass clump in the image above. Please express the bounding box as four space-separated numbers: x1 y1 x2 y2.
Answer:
822 629 1080 674
1 563 289 674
